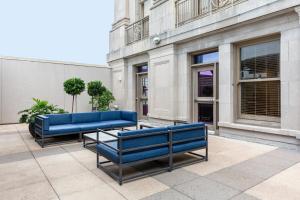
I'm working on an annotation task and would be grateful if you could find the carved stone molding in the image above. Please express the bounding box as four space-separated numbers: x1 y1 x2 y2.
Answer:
152 0 169 9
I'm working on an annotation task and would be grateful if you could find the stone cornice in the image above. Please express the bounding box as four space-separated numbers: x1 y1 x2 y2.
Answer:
112 18 130 31
151 0 169 9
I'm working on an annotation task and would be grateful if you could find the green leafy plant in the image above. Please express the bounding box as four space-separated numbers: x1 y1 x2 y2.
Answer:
95 88 115 111
18 98 66 137
64 78 85 112
87 81 106 110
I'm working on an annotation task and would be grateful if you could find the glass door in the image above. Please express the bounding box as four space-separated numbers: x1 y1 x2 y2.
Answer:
136 72 148 119
193 64 218 130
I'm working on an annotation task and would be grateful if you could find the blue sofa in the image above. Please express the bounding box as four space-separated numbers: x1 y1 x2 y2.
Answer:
35 111 138 147
96 122 208 185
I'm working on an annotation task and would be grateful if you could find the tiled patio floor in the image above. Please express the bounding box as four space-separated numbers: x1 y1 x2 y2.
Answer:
1 124 300 200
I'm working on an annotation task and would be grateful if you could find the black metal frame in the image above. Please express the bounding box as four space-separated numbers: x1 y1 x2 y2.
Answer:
96 124 208 185
34 116 138 148
82 127 132 148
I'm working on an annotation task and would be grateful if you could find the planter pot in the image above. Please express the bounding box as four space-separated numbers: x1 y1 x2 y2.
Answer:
28 123 35 138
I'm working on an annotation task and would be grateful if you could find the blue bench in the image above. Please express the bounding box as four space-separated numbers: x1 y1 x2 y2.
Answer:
96 122 208 185
35 111 138 147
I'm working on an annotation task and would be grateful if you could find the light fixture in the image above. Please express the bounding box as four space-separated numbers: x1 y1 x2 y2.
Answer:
153 36 161 45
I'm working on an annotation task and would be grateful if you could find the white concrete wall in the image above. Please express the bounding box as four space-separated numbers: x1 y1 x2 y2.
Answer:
149 0 175 36
0 57 111 124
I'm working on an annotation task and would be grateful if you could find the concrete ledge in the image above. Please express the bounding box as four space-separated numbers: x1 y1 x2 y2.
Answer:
218 122 300 138
219 123 300 150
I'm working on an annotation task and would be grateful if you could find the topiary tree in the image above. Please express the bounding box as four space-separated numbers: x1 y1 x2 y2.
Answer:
64 78 85 112
95 87 115 111
87 81 106 110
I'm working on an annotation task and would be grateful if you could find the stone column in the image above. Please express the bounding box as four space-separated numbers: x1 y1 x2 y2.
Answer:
280 8 300 132
109 59 128 110
109 0 130 52
113 0 129 24
148 44 178 121
218 43 235 125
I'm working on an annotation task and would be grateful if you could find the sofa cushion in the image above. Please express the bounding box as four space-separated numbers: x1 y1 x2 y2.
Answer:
47 114 72 125
173 140 207 153
121 111 137 122
77 122 111 131
45 124 80 135
105 120 136 128
72 112 101 124
118 127 169 150
168 123 205 142
97 142 169 164
101 111 121 121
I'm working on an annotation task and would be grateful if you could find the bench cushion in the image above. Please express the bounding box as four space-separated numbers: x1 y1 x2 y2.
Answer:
105 120 136 128
173 140 207 153
77 122 111 131
72 112 101 123
121 111 137 122
47 114 72 125
118 127 169 150
45 124 80 135
101 111 121 121
168 123 205 142
97 142 169 164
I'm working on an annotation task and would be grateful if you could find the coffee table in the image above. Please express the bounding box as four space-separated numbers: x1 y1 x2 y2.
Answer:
83 130 119 148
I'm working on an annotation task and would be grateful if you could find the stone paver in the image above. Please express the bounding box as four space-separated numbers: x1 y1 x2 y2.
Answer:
184 136 276 176
174 176 241 200
231 193 260 200
154 169 199 187
0 151 33 164
60 184 126 200
207 166 265 191
0 165 47 191
0 181 58 200
107 177 169 200
0 124 299 200
246 162 300 200
142 189 192 200
51 171 106 196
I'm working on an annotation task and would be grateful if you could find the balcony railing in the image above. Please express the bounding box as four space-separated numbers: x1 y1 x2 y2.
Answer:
126 16 149 45
176 0 243 27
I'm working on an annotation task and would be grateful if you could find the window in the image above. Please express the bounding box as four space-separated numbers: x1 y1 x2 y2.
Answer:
137 65 148 73
193 51 219 65
238 40 280 122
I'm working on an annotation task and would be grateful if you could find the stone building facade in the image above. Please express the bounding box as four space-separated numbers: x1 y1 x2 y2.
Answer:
108 0 300 148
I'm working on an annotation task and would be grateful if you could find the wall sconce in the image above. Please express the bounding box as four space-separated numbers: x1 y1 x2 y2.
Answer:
153 36 161 45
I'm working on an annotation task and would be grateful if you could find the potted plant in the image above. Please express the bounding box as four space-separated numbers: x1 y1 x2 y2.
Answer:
95 87 115 111
87 81 105 111
64 78 85 112
18 98 66 137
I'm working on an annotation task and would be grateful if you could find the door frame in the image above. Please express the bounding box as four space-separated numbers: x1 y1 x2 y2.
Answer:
136 71 148 119
191 62 219 130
